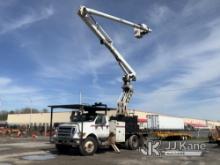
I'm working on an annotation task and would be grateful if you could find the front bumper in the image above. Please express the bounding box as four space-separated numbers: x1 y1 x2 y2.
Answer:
54 137 81 147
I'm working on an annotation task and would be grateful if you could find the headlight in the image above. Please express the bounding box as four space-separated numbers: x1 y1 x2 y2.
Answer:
72 127 76 134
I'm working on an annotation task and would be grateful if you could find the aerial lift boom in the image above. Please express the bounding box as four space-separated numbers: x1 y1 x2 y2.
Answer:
78 6 151 116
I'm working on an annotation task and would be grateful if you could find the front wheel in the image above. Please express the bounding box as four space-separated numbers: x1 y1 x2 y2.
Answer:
79 137 98 156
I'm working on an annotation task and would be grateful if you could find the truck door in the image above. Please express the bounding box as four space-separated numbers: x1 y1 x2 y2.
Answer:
95 115 109 138
101 116 109 138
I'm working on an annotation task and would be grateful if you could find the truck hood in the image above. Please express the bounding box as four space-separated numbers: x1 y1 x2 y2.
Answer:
59 122 94 130
59 122 79 128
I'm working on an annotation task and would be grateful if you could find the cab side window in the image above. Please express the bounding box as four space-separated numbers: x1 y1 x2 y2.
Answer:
95 115 106 125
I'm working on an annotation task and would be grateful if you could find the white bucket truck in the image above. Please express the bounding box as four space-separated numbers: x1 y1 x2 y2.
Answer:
50 103 146 155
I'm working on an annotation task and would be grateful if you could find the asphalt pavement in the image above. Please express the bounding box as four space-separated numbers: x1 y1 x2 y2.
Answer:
0 137 219 165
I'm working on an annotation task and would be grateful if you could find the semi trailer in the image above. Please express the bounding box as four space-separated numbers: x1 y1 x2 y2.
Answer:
147 115 192 140
147 115 185 130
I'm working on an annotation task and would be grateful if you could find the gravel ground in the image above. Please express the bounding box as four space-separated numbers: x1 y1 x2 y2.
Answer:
0 137 219 165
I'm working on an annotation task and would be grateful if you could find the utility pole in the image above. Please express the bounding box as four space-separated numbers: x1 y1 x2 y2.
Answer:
28 97 33 129
0 98 2 121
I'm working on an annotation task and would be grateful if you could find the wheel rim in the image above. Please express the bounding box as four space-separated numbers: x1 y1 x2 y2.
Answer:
84 140 95 153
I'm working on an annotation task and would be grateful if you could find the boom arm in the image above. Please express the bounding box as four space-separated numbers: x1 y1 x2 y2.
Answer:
78 6 151 115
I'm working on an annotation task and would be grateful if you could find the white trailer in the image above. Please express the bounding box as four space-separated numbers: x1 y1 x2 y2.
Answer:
147 114 191 140
147 115 184 130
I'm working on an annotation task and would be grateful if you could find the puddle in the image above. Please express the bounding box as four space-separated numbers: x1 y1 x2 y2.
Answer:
0 148 11 151
1 142 51 149
0 163 13 165
22 154 56 161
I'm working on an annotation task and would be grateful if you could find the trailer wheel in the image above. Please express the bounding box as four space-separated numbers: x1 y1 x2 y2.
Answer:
128 135 139 150
79 137 98 156
181 136 188 140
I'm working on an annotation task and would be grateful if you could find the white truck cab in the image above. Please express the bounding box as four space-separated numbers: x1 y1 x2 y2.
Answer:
53 112 110 155
56 113 110 140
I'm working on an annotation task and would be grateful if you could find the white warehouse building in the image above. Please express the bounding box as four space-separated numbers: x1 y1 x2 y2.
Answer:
7 110 220 129
7 109 150 126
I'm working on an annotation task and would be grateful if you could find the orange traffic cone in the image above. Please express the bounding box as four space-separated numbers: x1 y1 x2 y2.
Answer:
32 133 37 140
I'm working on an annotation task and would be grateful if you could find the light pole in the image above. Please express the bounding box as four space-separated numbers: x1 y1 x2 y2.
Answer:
28 98 33 129
0 98 2 121
80 91 82 104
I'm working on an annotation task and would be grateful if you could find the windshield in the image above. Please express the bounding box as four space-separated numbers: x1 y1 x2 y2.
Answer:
71 113 97 122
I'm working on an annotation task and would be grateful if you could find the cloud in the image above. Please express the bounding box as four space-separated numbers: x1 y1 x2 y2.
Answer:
0 77 38 95
0 77 11 86
148 5 172 25
1 1 219 120
32 1 220 120
0 6 54 34
136 1 220 82
0 77 78 109
0 0 15 8
130 1 220 120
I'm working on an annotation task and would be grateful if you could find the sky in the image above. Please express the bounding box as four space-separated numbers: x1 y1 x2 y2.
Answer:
0 0 220 120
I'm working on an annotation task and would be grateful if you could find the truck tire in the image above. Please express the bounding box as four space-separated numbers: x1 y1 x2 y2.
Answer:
125 138 130 149
56 144 71 153
128 135 139 150
79 137 98 156
139 136 145 148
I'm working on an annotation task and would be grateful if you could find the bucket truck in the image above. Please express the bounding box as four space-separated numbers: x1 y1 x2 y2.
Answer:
51 6 151 156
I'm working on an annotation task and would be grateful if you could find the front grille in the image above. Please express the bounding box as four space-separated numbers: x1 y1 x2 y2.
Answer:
58 126 75 137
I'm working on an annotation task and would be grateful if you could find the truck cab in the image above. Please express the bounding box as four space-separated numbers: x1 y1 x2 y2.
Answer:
50 103 113 155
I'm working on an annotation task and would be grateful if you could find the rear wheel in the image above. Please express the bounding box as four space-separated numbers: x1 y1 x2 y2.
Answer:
79 137 98 156
128 135 139 150
125 138 130 149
